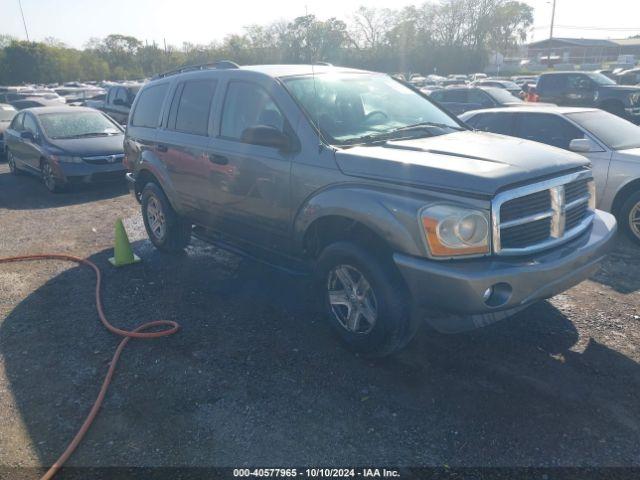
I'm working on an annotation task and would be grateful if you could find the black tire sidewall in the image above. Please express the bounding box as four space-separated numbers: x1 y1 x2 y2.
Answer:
41 160 62 193
315 241 412 356
141 182 190 252
619 190 640 245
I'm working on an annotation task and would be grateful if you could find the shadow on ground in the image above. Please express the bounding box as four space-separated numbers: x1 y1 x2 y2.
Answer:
0 168 128 210
1 239 639 473
591 235 640 294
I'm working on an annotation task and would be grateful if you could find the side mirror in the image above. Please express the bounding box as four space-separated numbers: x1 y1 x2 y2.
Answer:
569 138 593 153
20 131 34 141
240 125 291 151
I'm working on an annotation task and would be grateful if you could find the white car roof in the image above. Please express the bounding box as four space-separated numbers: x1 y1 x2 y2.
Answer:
461 106 600 118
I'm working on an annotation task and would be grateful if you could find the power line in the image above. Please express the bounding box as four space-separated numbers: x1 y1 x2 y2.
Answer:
17 0 30 42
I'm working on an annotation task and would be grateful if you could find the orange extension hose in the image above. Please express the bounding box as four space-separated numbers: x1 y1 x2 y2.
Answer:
0 253 179 480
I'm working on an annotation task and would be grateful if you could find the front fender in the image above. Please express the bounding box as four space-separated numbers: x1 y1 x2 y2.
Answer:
292 184 428 258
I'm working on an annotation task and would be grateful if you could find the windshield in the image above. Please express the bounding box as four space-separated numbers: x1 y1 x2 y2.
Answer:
485 87 523 104
585 72 616 86
39 111 122 139
283 73 463 145
567 110 640 150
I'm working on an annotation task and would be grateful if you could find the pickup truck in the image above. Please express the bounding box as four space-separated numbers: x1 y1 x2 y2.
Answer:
124 63 617 356
536 71 640 123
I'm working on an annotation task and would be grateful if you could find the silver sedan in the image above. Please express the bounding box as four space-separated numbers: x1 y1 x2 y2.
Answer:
461 106 640 244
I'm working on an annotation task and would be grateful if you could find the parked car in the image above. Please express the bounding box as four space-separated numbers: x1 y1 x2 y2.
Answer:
428 86 530 115
100 83 143 124
124 63 615 356
461 106 640 244
536 71 640 122
0 103 17 159
10 98 63 110
614 68 640 86
472 79 522 97
4 106 126 192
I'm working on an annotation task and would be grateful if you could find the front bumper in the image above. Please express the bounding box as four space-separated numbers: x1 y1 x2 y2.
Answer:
394 210 617 333
56 161 126 184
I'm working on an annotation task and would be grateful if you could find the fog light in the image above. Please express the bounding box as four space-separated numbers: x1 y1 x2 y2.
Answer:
482 282 513 307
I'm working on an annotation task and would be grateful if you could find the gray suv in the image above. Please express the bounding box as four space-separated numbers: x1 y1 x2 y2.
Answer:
124 62 617 356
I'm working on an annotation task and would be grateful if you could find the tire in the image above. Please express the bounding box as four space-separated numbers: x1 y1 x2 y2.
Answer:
7 149 21 175
618 190 640 245
314 241 418 357
41 159 63 193
141 182 192 252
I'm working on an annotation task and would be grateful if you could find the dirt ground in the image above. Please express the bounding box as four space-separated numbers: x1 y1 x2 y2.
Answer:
1 162 639 476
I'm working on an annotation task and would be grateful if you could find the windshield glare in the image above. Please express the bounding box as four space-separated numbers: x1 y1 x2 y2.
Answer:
586 72 616 86
39 111 122 139
486 87 523 104
284 73 462 144
568 110 640 150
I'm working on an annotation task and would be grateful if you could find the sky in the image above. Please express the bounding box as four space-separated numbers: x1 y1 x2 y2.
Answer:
1 0 639 49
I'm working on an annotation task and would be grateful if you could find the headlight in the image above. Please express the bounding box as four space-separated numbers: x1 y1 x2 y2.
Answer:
420 204 490 257
51 155 83 164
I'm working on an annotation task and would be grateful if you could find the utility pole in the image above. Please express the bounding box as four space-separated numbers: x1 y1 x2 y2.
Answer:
547 0 557 68
17 0 30 42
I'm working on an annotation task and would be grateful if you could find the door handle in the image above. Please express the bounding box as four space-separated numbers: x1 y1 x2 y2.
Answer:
208 154 228 165
156 144 168 152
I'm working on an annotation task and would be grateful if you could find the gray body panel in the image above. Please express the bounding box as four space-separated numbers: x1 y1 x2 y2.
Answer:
125 65 617 333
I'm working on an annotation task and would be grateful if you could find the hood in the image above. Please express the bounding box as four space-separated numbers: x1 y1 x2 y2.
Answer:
616 147 640 159
599 84 640 93
334 131 590 197
46 134 125 156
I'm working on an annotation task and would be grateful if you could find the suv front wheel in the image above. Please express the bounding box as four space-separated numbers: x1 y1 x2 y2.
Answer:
141 182 192 252
315 241 419 357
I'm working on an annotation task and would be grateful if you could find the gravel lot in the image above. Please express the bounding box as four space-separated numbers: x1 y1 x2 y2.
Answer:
1 162 639 476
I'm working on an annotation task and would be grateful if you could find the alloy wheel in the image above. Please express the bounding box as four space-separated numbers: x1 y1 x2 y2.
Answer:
7 151 17 173
630 200 640 241
327 264 378 335
146 195 167 242
42 162 56 191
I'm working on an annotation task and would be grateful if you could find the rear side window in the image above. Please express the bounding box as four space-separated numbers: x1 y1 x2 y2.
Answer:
131 84 169 128
539 75 566 92
467 113 514 135
171 80 217 136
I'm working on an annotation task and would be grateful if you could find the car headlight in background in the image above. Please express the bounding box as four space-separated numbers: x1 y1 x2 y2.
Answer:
630 93 640 106
50 155 83 164
588 179 596 210
420 204 490 257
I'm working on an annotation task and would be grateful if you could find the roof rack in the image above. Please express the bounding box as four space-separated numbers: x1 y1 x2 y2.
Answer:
152 60 240 80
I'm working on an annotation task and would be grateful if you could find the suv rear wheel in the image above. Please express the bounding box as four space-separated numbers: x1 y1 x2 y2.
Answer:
315 241 418 357
619 190 640 245
141 182 192 252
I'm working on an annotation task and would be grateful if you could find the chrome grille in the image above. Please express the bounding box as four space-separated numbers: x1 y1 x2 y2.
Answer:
492 171 595 255
82 154 124 165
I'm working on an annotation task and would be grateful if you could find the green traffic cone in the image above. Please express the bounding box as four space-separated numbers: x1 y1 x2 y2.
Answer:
109 218 141 267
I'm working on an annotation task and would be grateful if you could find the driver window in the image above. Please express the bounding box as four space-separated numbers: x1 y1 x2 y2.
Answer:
115 88 128 104
11 112 25 131
220 82 284 141
23 114 38 136
568 75 592 91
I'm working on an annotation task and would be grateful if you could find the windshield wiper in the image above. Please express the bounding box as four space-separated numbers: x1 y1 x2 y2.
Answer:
57 132 118 139
346 121 465 146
